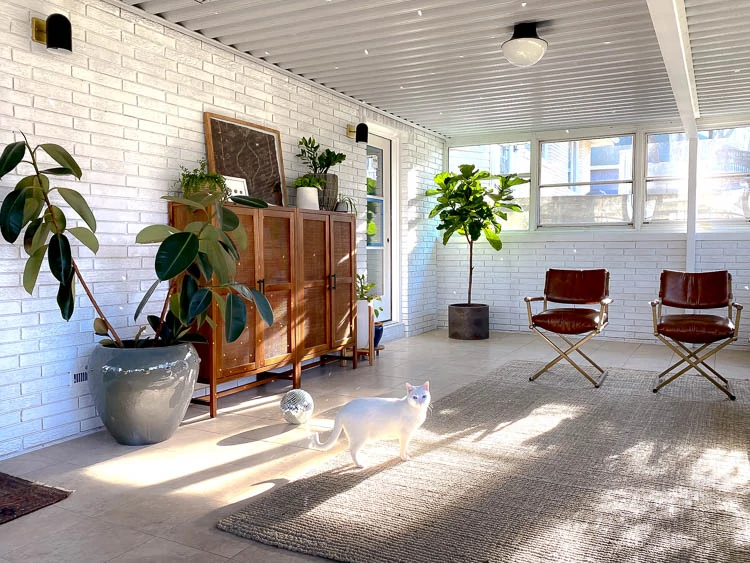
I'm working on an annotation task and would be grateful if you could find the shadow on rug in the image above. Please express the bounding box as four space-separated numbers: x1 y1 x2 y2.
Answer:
0 472 71 525
218 361 750 562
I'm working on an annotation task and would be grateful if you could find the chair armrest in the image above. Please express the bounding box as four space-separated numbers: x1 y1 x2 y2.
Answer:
650 299 661 335
524 296 545 303
601 297 613 306
524 296 545 327
733 302 743 311
649 299 661 308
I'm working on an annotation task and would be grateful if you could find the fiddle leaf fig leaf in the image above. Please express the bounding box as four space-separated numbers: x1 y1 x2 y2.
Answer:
0 141 25 178
39 144 81 179
57 188 96 232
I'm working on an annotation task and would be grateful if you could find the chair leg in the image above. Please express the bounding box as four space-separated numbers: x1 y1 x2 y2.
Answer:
529 328 605 388
653 335 736 400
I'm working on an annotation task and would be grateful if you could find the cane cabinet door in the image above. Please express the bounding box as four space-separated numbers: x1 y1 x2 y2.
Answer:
330 214 355 349
216 205 260 380
258 208 295 367
297 212 331 358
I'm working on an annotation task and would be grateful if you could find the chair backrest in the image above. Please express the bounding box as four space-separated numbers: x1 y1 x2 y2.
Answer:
659 270 732 309
544 269 609 304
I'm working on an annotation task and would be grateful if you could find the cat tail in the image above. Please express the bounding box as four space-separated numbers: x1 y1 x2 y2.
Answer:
311 415 344 451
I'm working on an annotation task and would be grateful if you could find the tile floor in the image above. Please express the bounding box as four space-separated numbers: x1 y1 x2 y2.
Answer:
1 330 748 562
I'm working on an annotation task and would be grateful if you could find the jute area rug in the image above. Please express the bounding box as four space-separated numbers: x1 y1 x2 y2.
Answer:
218 361 750 562
0 472 71 524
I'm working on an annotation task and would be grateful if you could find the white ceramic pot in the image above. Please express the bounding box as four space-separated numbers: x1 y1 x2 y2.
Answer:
296 186 320 210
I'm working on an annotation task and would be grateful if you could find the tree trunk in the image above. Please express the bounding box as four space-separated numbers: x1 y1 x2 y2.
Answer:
467 239 473 304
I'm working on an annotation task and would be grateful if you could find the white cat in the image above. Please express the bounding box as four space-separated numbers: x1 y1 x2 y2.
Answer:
312 382 431 468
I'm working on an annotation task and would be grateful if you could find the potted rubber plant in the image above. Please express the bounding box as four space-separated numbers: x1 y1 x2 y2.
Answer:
426 164 526 339
0 134 272 445
296 137 346 210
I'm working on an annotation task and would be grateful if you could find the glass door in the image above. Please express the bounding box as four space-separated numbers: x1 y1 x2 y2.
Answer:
366 135 391 322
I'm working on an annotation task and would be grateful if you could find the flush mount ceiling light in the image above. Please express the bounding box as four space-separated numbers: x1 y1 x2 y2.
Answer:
502 22 547 67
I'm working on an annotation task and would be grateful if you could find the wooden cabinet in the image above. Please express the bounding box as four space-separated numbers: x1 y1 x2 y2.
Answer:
296 210 357 366
169 204 355 417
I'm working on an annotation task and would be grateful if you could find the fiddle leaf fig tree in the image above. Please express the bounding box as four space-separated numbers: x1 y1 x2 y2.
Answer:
426 164 527 305
0 134 273 349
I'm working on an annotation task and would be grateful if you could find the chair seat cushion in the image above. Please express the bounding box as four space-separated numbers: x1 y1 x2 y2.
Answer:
532 308 606 335
657 314 735 344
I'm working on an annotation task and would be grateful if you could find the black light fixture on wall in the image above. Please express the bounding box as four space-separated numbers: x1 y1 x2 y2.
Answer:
346 123 369 143
31 13 72 53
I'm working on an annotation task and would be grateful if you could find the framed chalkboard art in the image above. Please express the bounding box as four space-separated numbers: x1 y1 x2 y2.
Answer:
204 113 287 206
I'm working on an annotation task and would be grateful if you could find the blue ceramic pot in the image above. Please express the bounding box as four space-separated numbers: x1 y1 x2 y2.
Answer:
373 323 384 347
88 343 200 445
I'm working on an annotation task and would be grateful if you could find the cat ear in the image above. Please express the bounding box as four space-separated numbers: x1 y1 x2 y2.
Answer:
406 383 414 392
423 381 429 391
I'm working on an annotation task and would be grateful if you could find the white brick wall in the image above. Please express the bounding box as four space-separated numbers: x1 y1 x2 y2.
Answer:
0 0 444 459
435 230 750 347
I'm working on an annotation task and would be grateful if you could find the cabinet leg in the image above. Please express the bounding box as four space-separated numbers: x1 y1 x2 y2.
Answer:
293 362 302 389
210 389 217 418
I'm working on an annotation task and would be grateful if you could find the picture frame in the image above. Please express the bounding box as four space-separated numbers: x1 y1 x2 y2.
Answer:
204 113 287 206
224 176 248 197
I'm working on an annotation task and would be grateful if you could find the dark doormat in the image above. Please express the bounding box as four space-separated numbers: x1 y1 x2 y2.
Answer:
0 472 72 525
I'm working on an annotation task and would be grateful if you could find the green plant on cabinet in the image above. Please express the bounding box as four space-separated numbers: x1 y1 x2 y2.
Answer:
293 174 327 190
296 137 346 174
0 134 273 349
176 158 230 200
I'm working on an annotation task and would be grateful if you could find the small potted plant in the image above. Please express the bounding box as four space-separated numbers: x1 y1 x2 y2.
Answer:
296 137 346 210
293 173 326 210
426 164 526 340
355 273 383 348
334 195 357 213
0 134 272 445
176 158 230 200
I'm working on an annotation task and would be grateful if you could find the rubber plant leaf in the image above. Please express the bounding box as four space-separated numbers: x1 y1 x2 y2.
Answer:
230 195 268 208
22 245 47 294
57 188 96 231
39 144 82 179
154 231 199 281
134 279 161 321
187 288 212 323
135 225 179 244
0 188 30 243
249 286 274 327
224 292 247 343
67 227 100 254
47 233 73 283
56 272 75 321
23 218 43 255
0 141 25 178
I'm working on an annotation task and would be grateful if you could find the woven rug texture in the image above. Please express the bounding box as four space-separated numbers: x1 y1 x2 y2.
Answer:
0 472 71 525
217 361 750 562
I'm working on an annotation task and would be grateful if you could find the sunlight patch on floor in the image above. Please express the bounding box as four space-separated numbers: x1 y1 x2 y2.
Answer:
692 448 750 491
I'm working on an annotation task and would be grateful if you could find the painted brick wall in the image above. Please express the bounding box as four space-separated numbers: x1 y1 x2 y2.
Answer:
0 0 444 458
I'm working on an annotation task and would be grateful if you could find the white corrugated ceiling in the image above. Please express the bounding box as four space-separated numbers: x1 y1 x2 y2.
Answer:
124 0 749 138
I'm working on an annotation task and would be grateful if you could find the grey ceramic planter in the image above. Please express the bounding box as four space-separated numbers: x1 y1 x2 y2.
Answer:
88 343 200 446
448 303 490 340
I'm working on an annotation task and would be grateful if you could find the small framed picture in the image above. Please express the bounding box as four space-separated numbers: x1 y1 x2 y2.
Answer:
224 176 248 197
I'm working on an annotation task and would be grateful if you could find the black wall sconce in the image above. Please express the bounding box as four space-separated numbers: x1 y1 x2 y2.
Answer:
346 123 368 144
31 14 72 53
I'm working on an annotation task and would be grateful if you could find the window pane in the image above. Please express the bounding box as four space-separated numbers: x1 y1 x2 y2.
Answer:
697 127 750 221
366 147 383 197
539 185 632 225
645 133 689 222
541 136 633 185
448 143 530 230
645 179 687 222
366 198 384 246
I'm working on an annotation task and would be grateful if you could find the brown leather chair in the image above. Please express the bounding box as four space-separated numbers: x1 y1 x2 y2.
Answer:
525 269 612 387
651 270 742 400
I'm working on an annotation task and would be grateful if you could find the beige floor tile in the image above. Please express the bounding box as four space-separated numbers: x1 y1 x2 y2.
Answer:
109 537 231 562
2 329 749 561
3 517 153 563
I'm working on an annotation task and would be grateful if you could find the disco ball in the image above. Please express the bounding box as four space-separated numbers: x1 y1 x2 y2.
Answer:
279 389 314 424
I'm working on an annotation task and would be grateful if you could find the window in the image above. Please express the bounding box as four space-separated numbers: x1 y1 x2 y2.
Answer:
645 132 688 223
448 142 531 230
697 127 750 223
539 136 634 226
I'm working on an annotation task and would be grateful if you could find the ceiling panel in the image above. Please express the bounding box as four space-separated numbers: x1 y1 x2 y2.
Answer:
127 0 745 138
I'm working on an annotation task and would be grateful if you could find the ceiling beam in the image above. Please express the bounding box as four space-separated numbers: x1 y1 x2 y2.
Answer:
646 0 699 136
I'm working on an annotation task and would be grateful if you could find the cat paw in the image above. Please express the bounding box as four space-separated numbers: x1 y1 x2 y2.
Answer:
400 453 411 461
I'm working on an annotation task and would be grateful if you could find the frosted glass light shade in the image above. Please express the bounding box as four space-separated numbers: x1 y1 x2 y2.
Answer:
502 37 547 67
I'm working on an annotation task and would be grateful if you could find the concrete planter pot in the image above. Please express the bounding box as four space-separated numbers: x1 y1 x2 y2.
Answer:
87 342 200 445
296 186 320 210
448 303 489 340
